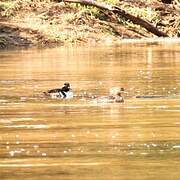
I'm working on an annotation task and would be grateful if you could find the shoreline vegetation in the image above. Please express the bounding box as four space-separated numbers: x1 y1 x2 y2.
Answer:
0 0 179 50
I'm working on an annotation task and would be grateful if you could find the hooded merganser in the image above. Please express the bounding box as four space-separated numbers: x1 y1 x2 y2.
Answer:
44 82 73 99
109 91 124 103
95 87 124 103
108 87 124 103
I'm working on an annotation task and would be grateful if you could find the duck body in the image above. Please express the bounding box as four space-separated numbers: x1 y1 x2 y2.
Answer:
106 87 124 103
46 91 73 99
96 94 124 103
92 87 124 103
44 82 73 99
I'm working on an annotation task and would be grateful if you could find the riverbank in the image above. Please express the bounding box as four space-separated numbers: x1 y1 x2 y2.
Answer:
0 0 179 49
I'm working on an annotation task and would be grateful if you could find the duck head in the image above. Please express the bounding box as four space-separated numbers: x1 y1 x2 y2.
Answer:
109 87 124 95
64 82 70 88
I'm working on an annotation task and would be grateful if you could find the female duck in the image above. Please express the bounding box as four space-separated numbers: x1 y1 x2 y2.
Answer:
96 87 124 103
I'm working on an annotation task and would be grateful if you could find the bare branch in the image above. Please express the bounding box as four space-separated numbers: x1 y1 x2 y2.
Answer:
64 0 168 37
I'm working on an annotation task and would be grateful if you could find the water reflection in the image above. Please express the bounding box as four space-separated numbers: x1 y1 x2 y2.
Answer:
0 43 180 179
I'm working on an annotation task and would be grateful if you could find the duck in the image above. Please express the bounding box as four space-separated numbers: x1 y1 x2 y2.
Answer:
109 87 124 102
43 82 73 99
95 87 124 103
109 91 124 103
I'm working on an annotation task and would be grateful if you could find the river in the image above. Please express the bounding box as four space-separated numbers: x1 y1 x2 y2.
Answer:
0 42 180 179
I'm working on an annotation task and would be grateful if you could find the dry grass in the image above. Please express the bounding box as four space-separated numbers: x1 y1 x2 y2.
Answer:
0 0 179 49
117 0 180 37
0 0 131 47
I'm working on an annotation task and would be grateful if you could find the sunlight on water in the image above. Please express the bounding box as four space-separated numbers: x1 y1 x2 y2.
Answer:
0 43 180 179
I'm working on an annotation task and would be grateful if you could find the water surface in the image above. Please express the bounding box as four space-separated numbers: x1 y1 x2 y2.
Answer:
0 43 180 179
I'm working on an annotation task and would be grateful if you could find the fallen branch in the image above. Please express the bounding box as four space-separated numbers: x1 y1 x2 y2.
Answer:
64 0 168 37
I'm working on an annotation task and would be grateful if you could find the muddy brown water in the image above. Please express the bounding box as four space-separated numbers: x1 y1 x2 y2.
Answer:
0 43 180 180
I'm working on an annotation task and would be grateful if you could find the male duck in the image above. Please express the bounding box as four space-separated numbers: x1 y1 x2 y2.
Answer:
44 82 73 99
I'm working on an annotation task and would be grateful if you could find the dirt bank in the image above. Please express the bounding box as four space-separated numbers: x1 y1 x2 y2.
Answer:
0 0 179 49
